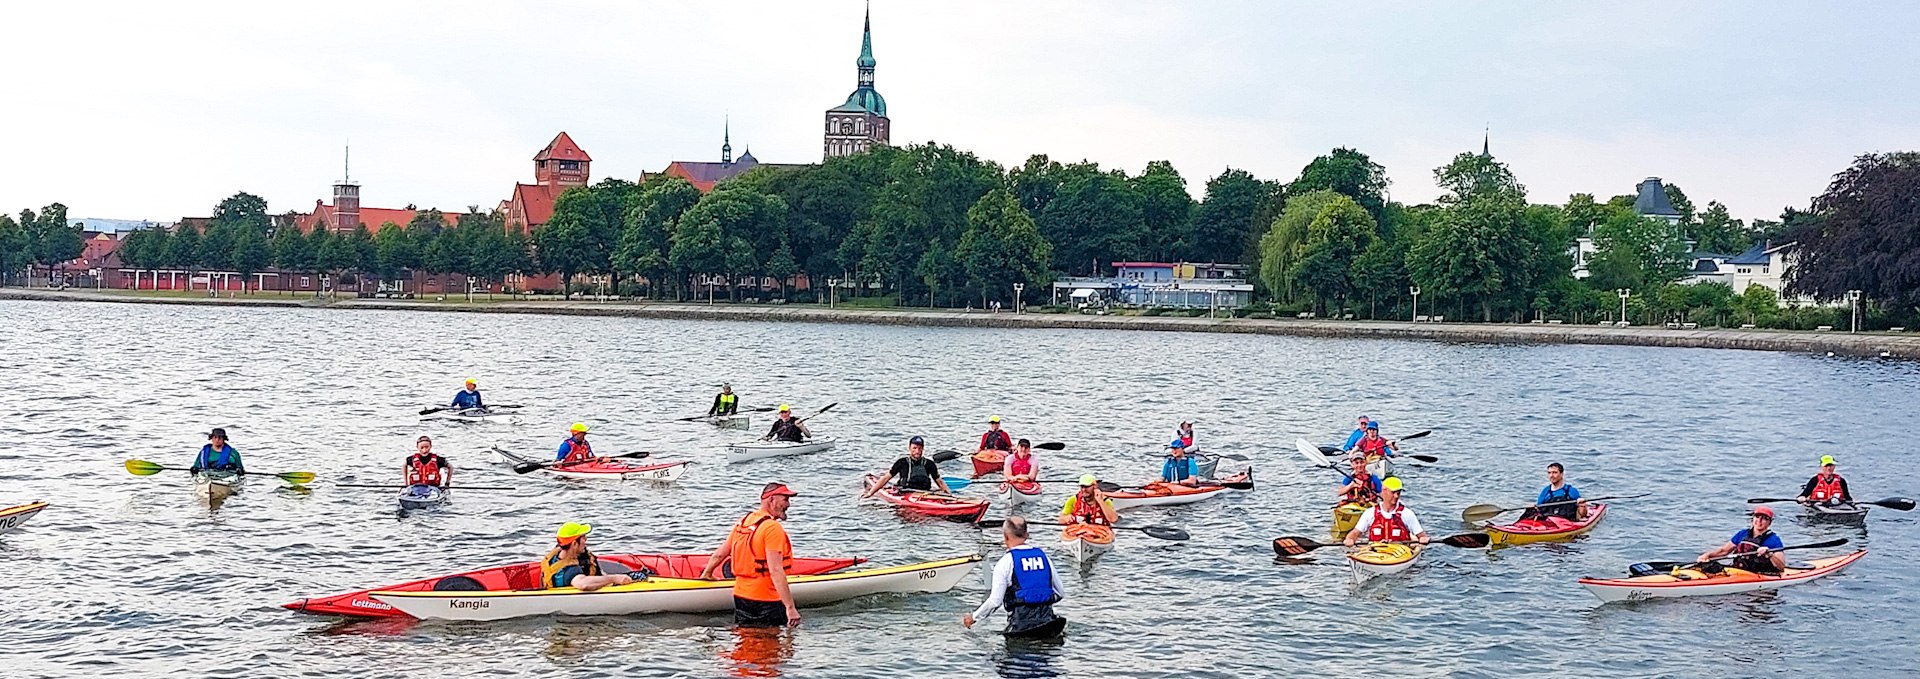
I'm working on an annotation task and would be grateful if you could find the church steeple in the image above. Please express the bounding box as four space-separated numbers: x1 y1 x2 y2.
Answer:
722 116 733 164
856 3 875 84
1481 124 1490 158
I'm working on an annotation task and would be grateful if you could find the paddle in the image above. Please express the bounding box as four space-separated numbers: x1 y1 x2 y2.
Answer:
1270 532 1491 556
1747 497 1916 511
333 483 517 491
1319 430 1432 454
123 459 316 485
420 404 519 416
1626 538 1851 575
509 450 654 474
976 518 1189 541
928 441 1065 468
1096 478 1253 492
1460 492 1654 523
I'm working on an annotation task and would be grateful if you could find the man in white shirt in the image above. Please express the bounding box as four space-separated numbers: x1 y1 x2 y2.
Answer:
1344 477 1429 546
963 517 1067 637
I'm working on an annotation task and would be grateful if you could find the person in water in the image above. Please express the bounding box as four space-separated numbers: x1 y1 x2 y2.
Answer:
702 482 803 627
1697 506 1786 575
1341 415 1371 452
1797 455 1853 506
451 379 484 410
762 405 811 443
1003 439 1039 484
555 422 596 464
404 435 452 488
709 384 739 417
541 522 639 590
1521 462 1586 522
1160 439 1201 486
862 436 953 497
977 416 1013 454
1345 477 1427 547
1336 454 1381 504
964 516 1066 636
1060 475 1118 526
190 427 244 474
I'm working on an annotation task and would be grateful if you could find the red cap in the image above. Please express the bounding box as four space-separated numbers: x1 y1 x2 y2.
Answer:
761 482 799 499
1751 506 1775 519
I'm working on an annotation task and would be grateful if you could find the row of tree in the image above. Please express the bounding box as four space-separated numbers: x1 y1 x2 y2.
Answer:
0 204 83 285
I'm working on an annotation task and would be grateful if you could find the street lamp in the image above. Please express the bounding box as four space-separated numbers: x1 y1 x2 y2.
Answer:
828 277 841 309
1013 283 1024 313
1409 285 1420 322
1616 288 1631 325
1847 289 1863 333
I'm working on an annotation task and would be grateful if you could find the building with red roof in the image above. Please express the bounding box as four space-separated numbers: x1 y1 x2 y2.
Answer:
657 120 810 193
504 131 592 233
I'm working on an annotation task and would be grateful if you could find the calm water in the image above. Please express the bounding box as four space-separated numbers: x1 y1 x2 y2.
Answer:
2 299 1916 679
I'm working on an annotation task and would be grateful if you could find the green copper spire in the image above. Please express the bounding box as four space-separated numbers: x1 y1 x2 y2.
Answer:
857 4 875 70
722 115 733 164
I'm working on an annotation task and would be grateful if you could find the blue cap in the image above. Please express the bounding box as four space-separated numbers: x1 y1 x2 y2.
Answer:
1365 422 1379 430
1169 439 1187 449
908 435 925 446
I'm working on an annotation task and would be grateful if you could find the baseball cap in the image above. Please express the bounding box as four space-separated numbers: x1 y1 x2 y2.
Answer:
761 482 800 499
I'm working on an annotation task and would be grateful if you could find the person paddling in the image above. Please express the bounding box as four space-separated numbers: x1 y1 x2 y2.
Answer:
403 435 452 489
1520 462 1586 522
709 384 739 417
190 427 244 475
1341 415 1371 452
977 416 1013 455
555 422 596 464
1344 477 1427 547
701 482 803 628
541 522 639 591
761 405 810 443
1355 421 1397 459
1797 455 1853 507
1336 455 1381 504
1060 475 1118 526
451 379 484 411
1003 439 1040 484
863 436 953 497
964 516 1065 635
1160 439 1201 487
1696 506 1785 575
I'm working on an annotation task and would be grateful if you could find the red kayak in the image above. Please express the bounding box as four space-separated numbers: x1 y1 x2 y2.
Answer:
970 450 1006 478
865 473 992 522
283 553 866 618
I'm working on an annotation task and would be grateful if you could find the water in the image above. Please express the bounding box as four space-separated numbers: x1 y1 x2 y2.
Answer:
2 299 1916 678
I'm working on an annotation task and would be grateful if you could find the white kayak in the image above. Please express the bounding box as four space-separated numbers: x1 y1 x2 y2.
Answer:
1578 551 1867 603
1348 543 1422 584
999 480 1043 507
1061 524 1115 563
194 470 242 507
1806 501 1869 520
423 407 513 422
491 447 692 482
0 501 49 532
398 485 449 510
693 414 752 430
371 555 980 621
726 437 837 464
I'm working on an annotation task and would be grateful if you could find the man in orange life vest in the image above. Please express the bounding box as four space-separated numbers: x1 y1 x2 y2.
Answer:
1059 474 1118 526
1797 455 1853 506
403 436 452 488
701 482 803 627
1343 477 1428 547
555 422 596 464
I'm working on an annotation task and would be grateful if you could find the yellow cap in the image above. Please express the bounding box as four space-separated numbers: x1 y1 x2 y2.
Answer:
1079 474 1097 487
989 416 1001 423
465 378 477 386
779 404 792 412
556 522 592 543
569 422 590 433
1382 476 1404 492
1820 455 1836 466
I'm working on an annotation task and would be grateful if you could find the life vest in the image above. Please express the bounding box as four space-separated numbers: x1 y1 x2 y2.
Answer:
452 389 482 409
1730 530 1780 574
768 418 804 442
1344 472 1378 503
1068 491 1110 525
197 444 241 471
405 453 448 486
1366 504 1412 542
1809 474 1845 502
1007 452 1033 479
1163 455 1194 483
558 437 593 464
539 545 601 588
1358 436 1390 457
897 457 937 491
1007 545 1058 606
980 430 1012 451
728 510 792 579
1176 430 1194 448
1538 485 1578 519
716 393 737 414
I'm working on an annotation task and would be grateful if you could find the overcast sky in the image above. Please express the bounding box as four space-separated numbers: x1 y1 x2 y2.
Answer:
7 1 1915 225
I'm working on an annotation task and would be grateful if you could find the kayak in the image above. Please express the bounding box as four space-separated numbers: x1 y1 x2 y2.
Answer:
1577 551 1867 603
1806 501 1869 521
492 447 692 482
285 552 867 618
1485 504 1608 546
423 407 511 422
1105 468 1252 511
369 555 980 621
1348 542 1421 584
194 470 242 507
397 485 449 510
1332 501 1371 538
970 449 1007 477
0 501 48 532
864 474 991 522
1060 523 1114 562
999 480 1043 507
694 414 751 430
726 437 837 464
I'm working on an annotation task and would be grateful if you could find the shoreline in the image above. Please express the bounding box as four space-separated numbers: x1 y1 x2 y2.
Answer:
5 288 1916 359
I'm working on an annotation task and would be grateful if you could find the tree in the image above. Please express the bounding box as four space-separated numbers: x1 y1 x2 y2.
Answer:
1434 152 1525 205
956 189 1053 307
1181 168 1278 265
1587 210 1689 291
1663 182 1698 230
536 211 596 295
198 222 236 272
230 224 269 292
1409 198 1530 321
1789 151 1920 307
1133 160 1194 261
1692 201 1751 254
24 203 82 285
1257 190 1348 303
166 224 202 276
1038 170 1146 275
268 225 308 290
615 177 701 298
1738 283 1780 324
465 225 519 298
1292 194 1379 313
0 214 30 285
210 192 271 233
1563 193 1606 237
374 222 419 284
1290 147 1390 223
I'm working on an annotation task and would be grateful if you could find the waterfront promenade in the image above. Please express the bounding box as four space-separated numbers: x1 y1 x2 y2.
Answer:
6 287 1917 359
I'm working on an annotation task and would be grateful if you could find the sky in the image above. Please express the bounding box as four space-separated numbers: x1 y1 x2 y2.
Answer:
6 1 1916 226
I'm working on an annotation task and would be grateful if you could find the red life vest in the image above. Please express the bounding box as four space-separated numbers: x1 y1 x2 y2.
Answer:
980 430 1012 451
1359 436 1390 457
560 437 593 464
405 453 448 486
1007 452 1033 478
1366 505 1412 542
1809 474 1845 502
1069 491 1111 525
1344 472 1378 503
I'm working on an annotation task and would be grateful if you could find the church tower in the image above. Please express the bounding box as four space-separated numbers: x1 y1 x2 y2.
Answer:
722 117 733 165
533 131 592 188
331 145 360 233
823 5 890 159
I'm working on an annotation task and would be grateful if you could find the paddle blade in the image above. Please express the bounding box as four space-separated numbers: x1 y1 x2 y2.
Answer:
1218 480 1254 490
124 459 167 476
277 471 316 485
974 519 1006 530
1441 533 1491 549
1271 536 1329 556
931 450 963 463
1745 498 1794 504
944 477 974 491
1407 454 1439 464
1209 453 1251 461
1874 497 1917 511
418 407 445 416
1034 442 1066 451
1317 445 1340 455
1460 503 1506 523
1295 439 1334 469
512 462 547 474
1141 526 1190 540
1401 430 1432 440
1097 481 1122 492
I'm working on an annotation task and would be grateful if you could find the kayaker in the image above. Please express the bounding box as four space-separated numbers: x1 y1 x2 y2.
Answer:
762 405 810 443
1341 416 1371 452
1521 462 1586 522
1355 421 1397 459
555 422 595 464
709 384 739 417
977 416 1013 454
403 435 452 488
541 522 638 591
862 436 953 497
189 427 244 474
1003 439 1039 484
1336 455 1381 503
1344 477 1427 547
1161 440 1201 487
1174 421 1197 453
451 379 484 410
1060 474 1117 526
1796 455 1853 506
964 516 1065 635
701 482 802 627
1696 506 1785 575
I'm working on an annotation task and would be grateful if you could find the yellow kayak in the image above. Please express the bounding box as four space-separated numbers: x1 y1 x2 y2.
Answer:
1332 501 1371 538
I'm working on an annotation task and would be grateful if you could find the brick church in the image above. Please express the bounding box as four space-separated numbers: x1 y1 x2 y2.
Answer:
823 7 889 159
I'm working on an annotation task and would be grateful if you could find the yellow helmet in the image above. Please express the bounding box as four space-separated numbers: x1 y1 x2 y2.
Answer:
569 422 590 433
1382 476 1404 492
1820 455 1836 466
779 404 792 413
1079 474 1097 487
465 378 477 386
989 415 1002 424
556 522 592 543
